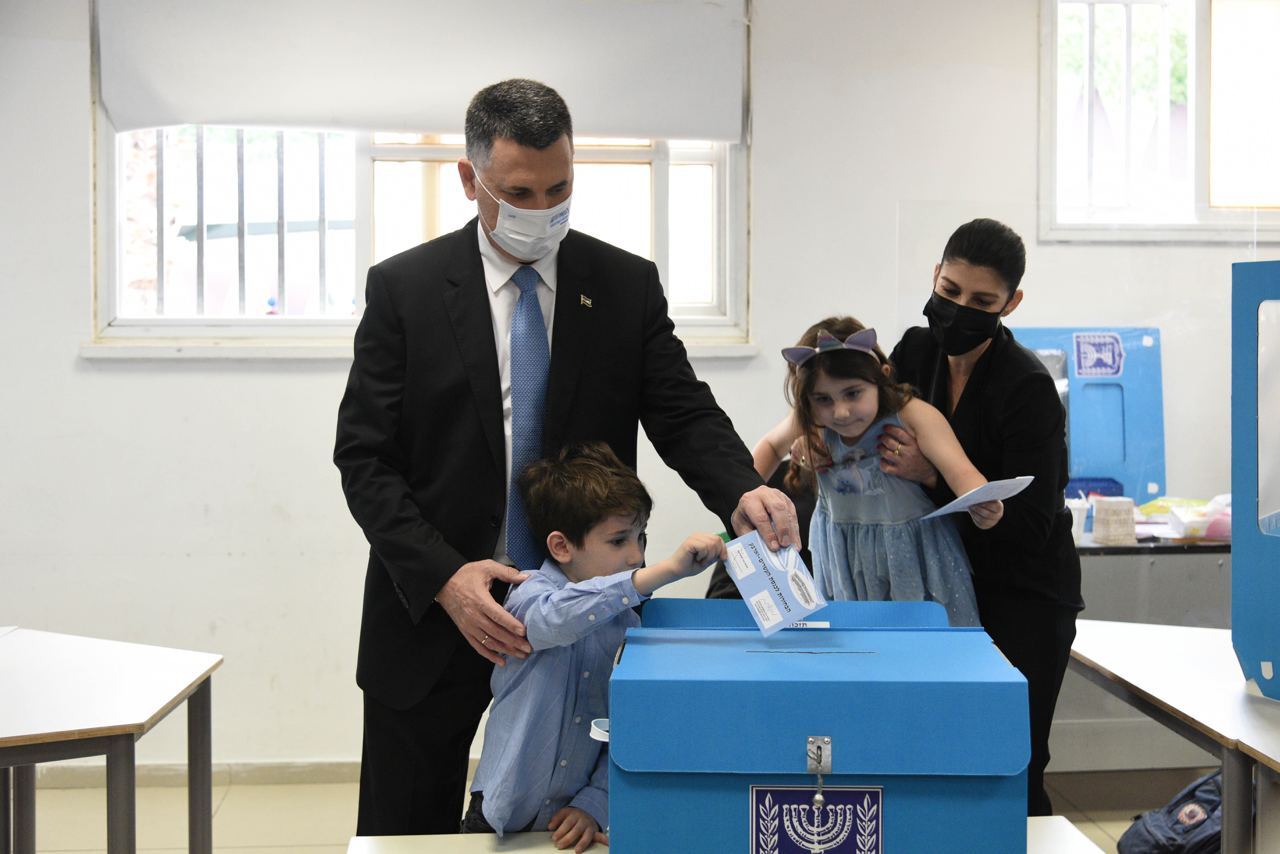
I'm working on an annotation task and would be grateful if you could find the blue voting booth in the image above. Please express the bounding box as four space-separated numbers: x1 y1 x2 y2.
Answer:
1013 326 1166 500
1231 261 1280 701
607 604 1029 853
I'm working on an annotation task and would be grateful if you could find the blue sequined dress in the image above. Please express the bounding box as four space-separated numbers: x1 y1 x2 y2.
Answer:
808 415 980 626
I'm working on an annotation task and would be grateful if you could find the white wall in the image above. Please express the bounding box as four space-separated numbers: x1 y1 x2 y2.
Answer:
2 0 1274 771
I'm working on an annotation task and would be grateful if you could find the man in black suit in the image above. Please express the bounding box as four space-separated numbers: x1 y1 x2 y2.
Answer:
335 79 796 836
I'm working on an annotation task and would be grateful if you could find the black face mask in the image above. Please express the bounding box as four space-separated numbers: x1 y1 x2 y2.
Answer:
923 292 1004 356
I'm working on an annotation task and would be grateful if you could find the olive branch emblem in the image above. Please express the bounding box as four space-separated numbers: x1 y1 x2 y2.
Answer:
758 793 780 854
857 794 879 853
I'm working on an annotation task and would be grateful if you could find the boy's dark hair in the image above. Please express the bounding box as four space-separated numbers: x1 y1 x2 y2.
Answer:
465 79 574 168
941 218 1026 293
784 316 914 494
517 442 652 548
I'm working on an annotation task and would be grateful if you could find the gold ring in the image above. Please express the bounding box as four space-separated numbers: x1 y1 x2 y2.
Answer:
894 447 901 456
480 635 489 646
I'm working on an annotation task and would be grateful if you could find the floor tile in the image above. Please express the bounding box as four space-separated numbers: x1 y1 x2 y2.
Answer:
1070 818 1119 853
1046 768 1212 814
213 783 358 847
33 784 230 851
1085 809 1142 844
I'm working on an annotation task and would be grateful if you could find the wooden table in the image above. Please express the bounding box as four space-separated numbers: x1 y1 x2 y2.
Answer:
0 628 222 854
1070 619 1280 853
347 816 1101 852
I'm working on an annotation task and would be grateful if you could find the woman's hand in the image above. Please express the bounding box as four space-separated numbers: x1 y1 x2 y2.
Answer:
789 432 832 472
968 499 1004 530
877 423 938 489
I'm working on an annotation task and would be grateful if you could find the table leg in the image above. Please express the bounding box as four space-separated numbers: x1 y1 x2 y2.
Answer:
1257 765 1280 854
12 767 34 854
1222 747 1255 854
187 679 212 854
1 766 10 854
106 736 136 854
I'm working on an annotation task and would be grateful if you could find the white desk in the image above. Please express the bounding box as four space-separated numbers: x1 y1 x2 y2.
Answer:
348 816 1101 852
1070 619 1280 853
0 628 222 854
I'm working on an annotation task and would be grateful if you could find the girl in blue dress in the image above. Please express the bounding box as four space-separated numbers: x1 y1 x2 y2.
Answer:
755 316 1004 626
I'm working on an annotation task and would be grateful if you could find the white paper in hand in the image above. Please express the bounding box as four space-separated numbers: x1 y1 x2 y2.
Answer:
919 476 1034 520
724 530 827 636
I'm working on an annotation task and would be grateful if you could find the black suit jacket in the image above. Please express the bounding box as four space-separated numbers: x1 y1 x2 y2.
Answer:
335 221 761 708
890 326 1083 610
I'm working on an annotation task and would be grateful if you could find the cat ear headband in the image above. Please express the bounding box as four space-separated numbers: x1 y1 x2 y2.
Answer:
782 328 879 366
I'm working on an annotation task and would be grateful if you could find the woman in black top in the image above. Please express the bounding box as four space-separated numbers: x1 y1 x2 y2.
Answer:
880 218 1083 817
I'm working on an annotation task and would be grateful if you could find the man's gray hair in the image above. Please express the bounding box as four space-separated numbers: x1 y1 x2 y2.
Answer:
464 79 574 169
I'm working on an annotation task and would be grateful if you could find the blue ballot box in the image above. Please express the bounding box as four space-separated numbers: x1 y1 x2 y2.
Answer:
642 598 949 629
608 626 1028 853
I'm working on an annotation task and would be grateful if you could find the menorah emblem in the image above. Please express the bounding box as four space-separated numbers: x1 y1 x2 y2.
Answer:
783 802 855 852
752 786 882 854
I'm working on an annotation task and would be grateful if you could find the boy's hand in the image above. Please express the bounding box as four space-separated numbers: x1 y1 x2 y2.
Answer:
548 806 608 852
968 499 1003 530
633 533 728 596
668 533 729 579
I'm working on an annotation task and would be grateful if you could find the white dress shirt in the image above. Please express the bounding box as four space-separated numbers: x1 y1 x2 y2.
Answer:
476 221 559 565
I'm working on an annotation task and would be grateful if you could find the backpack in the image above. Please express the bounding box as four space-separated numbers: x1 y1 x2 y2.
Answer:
1116 770 1222 854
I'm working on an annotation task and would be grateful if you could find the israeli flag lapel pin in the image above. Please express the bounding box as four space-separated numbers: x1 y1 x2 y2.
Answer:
580 294 593 308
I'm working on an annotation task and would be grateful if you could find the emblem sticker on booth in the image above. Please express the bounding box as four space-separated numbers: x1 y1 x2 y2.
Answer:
750 785 883 854
1073 331 1125 377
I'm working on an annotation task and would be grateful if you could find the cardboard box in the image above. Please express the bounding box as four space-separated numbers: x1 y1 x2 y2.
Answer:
608 624 1028 853
641 598 949 630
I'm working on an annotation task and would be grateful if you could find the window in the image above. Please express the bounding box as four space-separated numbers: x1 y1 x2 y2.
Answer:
100 126 747 348
1040 0 1280 241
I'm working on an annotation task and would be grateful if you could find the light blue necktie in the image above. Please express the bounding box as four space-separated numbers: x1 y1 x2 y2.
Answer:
506 265 550 571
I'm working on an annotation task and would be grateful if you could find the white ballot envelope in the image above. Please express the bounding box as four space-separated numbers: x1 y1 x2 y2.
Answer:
723 530 827 636
919 476 1034 521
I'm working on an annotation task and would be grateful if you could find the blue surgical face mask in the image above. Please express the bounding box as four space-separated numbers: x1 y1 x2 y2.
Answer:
473 169 571 262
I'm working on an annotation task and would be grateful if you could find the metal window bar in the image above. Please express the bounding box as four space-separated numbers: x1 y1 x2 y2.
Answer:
196 126 205 314
651 141 670 299
276 131 286 315
155 128 165 316
1124 3 1133 208
1086 2 1095 211
1158 3 1172 178
237 130 246 315
318 132 327 314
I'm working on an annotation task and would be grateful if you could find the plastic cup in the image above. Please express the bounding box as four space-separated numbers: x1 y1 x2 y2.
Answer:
1066 498 1088 544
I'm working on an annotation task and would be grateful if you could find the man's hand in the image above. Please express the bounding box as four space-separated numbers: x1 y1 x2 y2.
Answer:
730 485 799 550
877 423 938 488
435 560 533 666
548 806 608 852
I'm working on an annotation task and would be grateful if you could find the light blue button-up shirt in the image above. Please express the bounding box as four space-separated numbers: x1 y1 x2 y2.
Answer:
471 559 645 835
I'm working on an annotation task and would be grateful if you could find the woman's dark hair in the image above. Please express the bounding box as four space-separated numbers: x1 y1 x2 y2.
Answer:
941 218 1026 293
517 441 651 548
784 316 914 493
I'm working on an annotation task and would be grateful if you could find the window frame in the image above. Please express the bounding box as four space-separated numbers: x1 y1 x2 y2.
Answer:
88 120 750 356
1038 0 1280 243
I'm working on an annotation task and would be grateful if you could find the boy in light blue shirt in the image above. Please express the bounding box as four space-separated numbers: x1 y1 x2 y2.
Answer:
463 441 726 852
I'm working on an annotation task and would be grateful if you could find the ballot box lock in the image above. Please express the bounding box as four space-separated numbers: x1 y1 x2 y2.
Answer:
807 736 832 809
